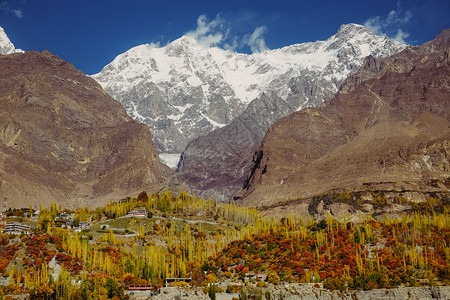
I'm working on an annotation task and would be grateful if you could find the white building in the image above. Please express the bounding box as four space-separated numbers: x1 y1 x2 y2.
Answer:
2 222 31 234
127 207 147 217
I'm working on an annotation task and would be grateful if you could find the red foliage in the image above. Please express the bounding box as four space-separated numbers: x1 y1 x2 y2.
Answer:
100 246 122 265
55 253 82 275
123 273 148 287
0 240 19 274
24 234 57 268
208 219 450 286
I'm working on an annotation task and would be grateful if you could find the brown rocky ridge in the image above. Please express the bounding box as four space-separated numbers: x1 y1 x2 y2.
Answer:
0 50 179 209
238 29 450 211
177 92 298 201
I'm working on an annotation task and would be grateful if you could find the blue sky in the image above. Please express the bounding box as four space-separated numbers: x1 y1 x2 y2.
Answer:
1 0 449 74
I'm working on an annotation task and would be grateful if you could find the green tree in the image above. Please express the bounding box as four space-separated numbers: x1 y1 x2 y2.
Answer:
142 263 155 282
106 278 124 299
239 287 248 300
208 283 216 300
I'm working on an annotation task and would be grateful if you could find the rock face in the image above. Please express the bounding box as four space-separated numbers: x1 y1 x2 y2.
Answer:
267 285 450 300
0 50 171 208
238 29 450 207
177 92 297 201
92 24 405 168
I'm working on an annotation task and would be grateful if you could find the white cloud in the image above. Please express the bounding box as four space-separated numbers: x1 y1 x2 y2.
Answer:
223 36 239 51
186 15 227 47
13 9 22 18
363 5 411 44
386 9 411 25
363 16 382 35
244 26 268 53
392 29 410 44
0 2 23 18
185 14 270 53
148 41 161 48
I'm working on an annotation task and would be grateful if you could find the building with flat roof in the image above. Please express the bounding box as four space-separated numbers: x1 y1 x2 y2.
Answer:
128 207 147 217
2 222 31 234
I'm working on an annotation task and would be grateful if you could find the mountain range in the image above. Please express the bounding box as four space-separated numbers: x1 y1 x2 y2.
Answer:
238 28 450 211
1 25 447 210
92 24 405 171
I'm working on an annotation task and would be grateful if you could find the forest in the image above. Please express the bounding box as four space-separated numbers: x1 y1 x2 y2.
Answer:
0 190 448 299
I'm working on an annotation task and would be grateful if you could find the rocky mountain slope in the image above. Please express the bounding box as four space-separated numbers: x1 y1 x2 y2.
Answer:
238 29 450 207
0 50 174 209
92 24 405 168
177 92 295 201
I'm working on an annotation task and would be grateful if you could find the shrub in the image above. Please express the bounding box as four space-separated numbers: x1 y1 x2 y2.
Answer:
172 281 188 287
267 270 279 285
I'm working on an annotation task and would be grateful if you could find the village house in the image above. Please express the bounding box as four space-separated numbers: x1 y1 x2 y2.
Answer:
2 222 31 235
256 273 267 281
127 207 147 217
79 221 90 229
21 208 37 217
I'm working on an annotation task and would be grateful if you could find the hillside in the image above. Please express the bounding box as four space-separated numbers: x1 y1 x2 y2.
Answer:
177 92 291 201
238 29 450 208
0 191 448 299
0 50 174 208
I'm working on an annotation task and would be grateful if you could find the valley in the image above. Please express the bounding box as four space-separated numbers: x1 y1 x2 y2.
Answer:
0 190 448 299
0 20 449 299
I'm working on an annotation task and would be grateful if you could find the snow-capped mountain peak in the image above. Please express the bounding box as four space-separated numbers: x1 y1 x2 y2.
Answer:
91 24 406 168
0 26 18 55
335 23 369 35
